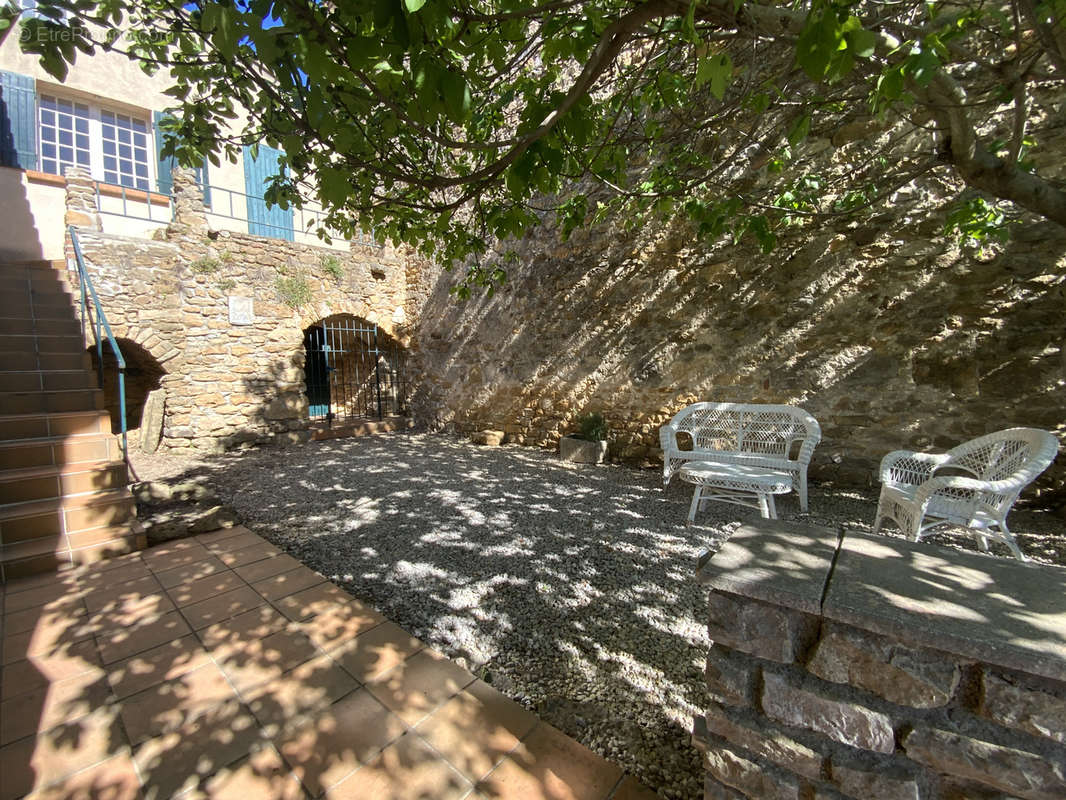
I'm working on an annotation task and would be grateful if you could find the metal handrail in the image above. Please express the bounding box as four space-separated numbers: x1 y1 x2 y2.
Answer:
67 225 128 463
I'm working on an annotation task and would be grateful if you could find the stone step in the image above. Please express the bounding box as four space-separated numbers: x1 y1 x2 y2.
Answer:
0 260 61 271
0 461 128 505
0 487 136 549
0 351 93 372
0 388 105 415
0 291 77 318
0 317 82 337
0 433 121 470
0 409 112 442
0 370 97 392
0 301 80 321
0 333 87 355
0 520 145 581
0 272 70 293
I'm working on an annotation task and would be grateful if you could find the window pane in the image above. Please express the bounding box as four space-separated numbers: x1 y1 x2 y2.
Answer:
118 128 130 144
104 155 116 172
40 94 92 176
103 140 115 155
119 144 131 160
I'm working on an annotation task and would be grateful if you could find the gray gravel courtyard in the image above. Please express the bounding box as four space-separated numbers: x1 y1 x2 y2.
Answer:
131 432 1066 800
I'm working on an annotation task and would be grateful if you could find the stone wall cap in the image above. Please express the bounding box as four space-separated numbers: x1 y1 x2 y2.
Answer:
822 530 1066 682
697 519 841 614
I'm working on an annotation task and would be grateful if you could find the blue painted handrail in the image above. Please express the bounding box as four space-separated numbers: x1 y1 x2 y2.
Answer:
67 226 128 464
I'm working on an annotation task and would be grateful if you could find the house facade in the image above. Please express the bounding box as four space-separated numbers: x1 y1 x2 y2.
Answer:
0 25 432 459
0 27 342 261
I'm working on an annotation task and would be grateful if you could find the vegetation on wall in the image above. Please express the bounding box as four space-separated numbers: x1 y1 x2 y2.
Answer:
320 254 345 283
275 271 312 309
9 0 1064 294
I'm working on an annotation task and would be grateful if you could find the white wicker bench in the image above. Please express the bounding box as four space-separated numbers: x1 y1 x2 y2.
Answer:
660 402 822 513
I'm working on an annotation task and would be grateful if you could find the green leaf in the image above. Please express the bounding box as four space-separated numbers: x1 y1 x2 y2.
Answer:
695 52 733 100
682 0 698 43
907 49 941 86
441 69 471 123
847 29 878 58
787 113 811 147
796 11 841 81
404 0 427 12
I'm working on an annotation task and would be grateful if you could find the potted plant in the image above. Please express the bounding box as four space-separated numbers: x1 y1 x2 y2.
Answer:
559 411 609 464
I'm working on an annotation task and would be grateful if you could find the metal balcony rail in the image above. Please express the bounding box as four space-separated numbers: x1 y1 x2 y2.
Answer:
90 177 381 248
67 225 128 463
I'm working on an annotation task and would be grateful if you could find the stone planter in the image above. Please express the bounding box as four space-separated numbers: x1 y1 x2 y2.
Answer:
559 435 608 464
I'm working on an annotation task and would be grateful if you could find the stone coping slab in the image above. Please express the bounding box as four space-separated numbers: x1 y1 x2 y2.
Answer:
697 519 842 614
699 523 1066 683
823 530 1066 683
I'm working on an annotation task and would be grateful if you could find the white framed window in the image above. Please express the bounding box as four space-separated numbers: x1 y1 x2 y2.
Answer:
100 111 150 189
38 93 152 191
38 95 91 176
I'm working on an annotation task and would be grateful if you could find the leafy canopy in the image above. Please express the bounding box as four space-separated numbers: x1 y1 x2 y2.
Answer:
4 0 1065 293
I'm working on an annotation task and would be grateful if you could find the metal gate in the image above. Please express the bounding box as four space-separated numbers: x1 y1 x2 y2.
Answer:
303 317 407 425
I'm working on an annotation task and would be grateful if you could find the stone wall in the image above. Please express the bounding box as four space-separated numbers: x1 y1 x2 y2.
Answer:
694 521 1066 800
408 147 1066 509
65 167 413 453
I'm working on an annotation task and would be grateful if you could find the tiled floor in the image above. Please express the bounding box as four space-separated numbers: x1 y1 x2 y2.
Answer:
0 526 657 799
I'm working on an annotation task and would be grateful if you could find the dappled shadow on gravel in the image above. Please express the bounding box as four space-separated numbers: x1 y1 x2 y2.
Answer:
131 432 1066 800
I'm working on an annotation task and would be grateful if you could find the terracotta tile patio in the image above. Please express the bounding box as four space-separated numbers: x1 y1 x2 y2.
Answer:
0 526 657 799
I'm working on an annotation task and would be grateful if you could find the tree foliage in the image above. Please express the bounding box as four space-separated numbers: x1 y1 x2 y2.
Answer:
4 0 1065 291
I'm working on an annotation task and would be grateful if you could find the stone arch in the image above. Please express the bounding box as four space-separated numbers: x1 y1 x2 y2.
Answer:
301 313 408 425
298 299 403 342
87 338 167 442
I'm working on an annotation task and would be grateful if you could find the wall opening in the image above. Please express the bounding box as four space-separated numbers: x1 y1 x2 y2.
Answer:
302 314 407 426
88 339 166 440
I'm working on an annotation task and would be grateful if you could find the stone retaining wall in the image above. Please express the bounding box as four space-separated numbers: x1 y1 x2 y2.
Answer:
695 522 1066 800
408 129 1066 510
65 166 414 453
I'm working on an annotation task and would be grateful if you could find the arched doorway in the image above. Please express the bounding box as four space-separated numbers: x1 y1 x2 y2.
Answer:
302 315 407 426
87 339 166 443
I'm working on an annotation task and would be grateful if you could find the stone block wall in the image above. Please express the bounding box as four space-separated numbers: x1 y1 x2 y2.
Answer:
408 135 1066 509
695 522 1066 800
65 167 416 453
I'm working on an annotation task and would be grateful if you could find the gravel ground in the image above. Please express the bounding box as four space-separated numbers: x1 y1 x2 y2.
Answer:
130 432 1066 800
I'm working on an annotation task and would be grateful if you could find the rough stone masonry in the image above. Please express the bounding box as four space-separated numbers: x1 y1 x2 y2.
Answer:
65 166 423 454
406 118 1066 509
695 520 1066 800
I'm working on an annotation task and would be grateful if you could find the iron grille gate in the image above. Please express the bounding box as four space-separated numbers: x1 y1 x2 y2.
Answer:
303 318 407 425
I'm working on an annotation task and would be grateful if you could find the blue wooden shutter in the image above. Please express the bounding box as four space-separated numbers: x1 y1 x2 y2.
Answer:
243 144 294 240
153 111 177 195
0 71 38 169
196 160 210 207
154 110 210 205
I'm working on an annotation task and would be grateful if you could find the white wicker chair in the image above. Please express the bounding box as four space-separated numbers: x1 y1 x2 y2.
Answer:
660 402 821 512
872 428 1059 561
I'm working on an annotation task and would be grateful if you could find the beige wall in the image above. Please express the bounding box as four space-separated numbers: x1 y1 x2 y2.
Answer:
0 168 64 260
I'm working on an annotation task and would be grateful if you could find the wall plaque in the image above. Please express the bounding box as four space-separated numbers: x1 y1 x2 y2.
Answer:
228 296 254 325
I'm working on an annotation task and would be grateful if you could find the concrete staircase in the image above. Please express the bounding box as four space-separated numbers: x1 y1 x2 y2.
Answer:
0 260 142 582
